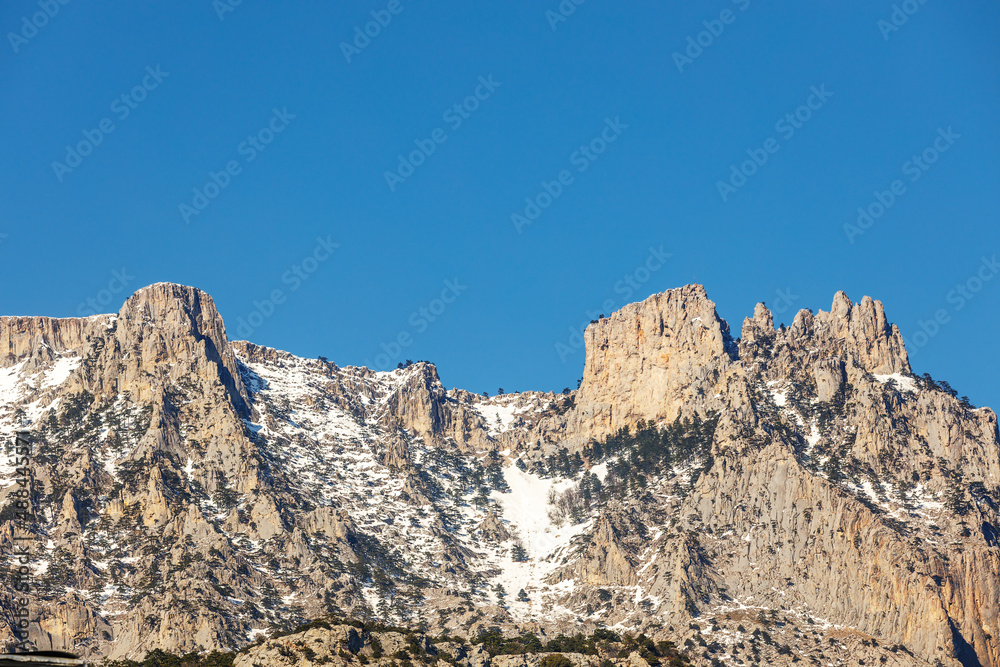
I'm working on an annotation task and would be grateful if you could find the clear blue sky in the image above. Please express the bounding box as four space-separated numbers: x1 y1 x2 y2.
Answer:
2 1 999 407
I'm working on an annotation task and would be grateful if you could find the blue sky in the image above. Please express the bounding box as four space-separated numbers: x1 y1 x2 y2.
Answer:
2 1 999 407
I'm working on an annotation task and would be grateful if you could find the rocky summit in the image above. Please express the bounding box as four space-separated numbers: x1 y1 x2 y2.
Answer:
0 282 998 667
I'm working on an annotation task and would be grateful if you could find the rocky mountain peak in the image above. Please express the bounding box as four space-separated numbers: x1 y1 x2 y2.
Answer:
108 282 249 415
830 289 853 319
741 302 774 342
1 283 997 667
752 301 773 330
799 291 909 375
566 285 740 447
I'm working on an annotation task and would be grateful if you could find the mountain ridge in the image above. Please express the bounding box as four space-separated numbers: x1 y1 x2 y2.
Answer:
0 282 997 667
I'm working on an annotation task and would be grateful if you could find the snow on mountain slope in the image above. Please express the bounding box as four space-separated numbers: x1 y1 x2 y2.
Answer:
874 372 919 393
471 397 541 437
233 349 585 627
2 285 999 667
0 352 82 439
487 463 588 621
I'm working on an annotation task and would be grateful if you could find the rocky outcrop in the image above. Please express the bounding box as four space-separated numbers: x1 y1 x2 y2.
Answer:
0 315 113 370
693 444 958 663
477 512 512 543
0 283 997 667
69 283 250 414
566 285 747 448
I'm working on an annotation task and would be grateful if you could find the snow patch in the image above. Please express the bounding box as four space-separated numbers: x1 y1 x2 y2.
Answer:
42 355 81 389
874 373 918 393
489 464 592 619
495 464 578 557
472 397 534 437
766 381 788 407
0 361 27 408
590 462 609 482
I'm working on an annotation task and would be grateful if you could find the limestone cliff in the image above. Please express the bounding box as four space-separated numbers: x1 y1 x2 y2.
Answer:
0 283 996 667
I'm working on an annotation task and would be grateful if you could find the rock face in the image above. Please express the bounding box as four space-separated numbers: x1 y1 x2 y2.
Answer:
0 315 113 366
72 283 250 413
568 285 741 444
0 283 997 667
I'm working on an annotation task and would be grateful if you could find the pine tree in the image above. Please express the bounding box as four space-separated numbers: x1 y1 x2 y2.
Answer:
511 543 528 562
517 588 530 602
558 448 571 475
590 439 603 461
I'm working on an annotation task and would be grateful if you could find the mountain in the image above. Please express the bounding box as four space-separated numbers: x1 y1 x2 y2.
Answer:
0 282 997 667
